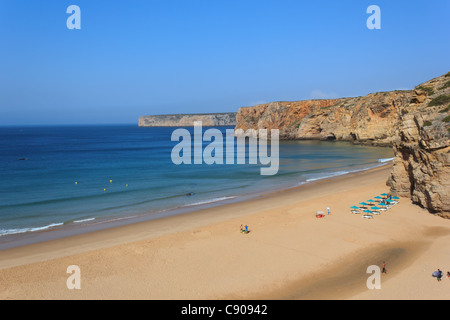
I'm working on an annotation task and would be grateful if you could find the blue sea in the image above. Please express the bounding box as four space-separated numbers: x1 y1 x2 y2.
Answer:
0 125 393 248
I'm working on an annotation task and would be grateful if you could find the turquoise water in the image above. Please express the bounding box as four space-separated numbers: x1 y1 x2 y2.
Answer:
0 125 393 244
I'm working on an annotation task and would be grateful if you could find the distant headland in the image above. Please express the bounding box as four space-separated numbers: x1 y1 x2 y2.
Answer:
138 113 237 127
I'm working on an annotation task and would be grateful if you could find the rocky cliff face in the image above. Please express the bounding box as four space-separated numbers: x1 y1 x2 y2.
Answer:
387 73 450 216
235 92 412 146
235 72 450 215
139 113 236 127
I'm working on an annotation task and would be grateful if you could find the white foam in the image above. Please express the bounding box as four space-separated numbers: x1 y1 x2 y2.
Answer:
378 157 394 163
305 170 351 182
73 217 96 223
186 196 236 207
304 163 387 183
0 222 64 237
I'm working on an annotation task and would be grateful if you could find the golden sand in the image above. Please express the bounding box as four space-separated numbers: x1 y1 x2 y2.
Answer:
1 164 449 300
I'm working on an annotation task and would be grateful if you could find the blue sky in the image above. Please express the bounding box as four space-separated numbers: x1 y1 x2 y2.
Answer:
0 0 449 125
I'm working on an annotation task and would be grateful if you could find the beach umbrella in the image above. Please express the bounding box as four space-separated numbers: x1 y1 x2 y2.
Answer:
392 196 400 200
371 206 381 210
381 193 388 196
379 203 388 206
364 210 372 214
350 206 359 209
359 202 368 205
367 199 375 203
374 196 382 199
385 199 393 203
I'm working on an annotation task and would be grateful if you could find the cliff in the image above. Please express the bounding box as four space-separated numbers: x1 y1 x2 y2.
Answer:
139 113 236 127
387 72 450 216
235 92 412 146
235 72 450 215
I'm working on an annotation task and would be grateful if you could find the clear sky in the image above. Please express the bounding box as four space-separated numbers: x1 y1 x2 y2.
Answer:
0 0 449 125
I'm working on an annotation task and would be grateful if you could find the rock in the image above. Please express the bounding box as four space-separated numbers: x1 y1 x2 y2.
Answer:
235 92 412 146
139 113 236 127
387 72 450 215
235 71 450 216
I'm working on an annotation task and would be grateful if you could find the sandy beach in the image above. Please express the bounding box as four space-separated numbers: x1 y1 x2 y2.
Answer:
1 164 450 300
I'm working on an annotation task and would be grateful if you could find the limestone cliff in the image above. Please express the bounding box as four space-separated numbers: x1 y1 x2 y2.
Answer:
387 72 450 216
235 92 412 146
139 113 236 127
234 72 450 215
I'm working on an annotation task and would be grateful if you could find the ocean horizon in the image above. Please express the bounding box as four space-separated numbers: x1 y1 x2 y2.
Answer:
0 124 393 248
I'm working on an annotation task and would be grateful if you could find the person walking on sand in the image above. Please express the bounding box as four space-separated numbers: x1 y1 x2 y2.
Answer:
327 207 330 215
382 262 387 274
245 225 249 233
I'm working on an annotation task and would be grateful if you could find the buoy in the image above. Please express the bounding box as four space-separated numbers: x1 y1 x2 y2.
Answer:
104 188 107 191
75 182 78 185
126 184 128 187
110 180 113 183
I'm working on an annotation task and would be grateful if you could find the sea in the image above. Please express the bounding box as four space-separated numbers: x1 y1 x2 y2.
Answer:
0 125 394 248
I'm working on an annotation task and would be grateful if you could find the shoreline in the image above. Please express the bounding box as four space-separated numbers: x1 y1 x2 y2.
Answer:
0 161 392 251
1 163 450 300
0 164 393 265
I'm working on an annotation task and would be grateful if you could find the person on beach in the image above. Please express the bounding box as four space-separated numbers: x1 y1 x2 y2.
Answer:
382 262 387 274
437 269 443 281
327 207 330 215
240 224 249 234
446 271 450 279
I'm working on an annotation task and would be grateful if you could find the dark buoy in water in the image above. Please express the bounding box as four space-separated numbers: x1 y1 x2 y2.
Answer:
186 192 194 196
18 157 28 161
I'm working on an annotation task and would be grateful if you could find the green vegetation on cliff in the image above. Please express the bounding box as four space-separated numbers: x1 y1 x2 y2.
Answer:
428 95 450 107
416 85 435 96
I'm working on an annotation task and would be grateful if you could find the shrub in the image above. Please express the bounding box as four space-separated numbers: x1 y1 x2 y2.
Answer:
443 115 450 123
416 85 435 96
445 71 450 77
439 106 450 113
423 120 432 127
428 95 450 107
441 80 450 90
